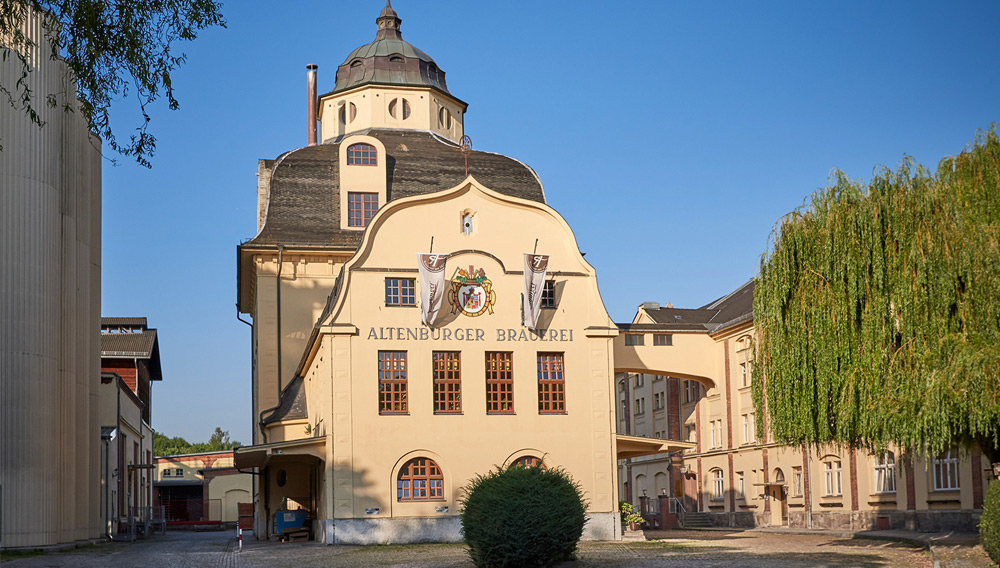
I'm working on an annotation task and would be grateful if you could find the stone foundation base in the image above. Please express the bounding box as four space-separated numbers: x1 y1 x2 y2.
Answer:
318 512 620 545
702 509 980 532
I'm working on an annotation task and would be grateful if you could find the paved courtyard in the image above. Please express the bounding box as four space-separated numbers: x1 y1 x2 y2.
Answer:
1 528 990 567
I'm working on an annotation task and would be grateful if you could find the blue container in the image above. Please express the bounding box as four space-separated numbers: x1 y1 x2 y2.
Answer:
275 509 307 534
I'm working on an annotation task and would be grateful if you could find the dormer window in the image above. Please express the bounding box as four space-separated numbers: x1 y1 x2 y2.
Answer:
347 143 377 166
389 55 404 63
350 59 363 68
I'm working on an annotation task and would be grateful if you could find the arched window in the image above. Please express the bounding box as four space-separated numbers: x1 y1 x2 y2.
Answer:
347 143 377 166
711 469 724 500
397 458 443 501
511 456 545 469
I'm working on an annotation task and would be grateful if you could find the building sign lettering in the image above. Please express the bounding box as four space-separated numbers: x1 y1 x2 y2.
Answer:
366 327 574 342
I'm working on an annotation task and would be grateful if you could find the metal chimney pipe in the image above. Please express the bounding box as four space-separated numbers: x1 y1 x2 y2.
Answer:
307 64 318 146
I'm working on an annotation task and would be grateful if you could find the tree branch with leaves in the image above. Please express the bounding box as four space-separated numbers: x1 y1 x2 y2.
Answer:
1 0 224 167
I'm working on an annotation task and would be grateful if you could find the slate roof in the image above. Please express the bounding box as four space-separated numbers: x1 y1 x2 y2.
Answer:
622 280 755 334
262 376 307 425
243 129 545 249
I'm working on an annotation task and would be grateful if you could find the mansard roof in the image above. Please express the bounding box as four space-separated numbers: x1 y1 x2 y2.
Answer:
243 129 545 250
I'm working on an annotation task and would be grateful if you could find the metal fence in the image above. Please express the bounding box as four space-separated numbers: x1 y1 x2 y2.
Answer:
126 505 166 540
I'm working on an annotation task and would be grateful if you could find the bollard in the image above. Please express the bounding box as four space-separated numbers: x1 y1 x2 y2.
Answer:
238 526 242 551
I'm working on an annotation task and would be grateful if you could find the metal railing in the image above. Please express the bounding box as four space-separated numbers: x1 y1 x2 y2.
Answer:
127 505 166 540
159 498 222 524
668 497 686 514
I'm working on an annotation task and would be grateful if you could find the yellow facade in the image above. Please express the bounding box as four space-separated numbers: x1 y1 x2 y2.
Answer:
618 297 991 532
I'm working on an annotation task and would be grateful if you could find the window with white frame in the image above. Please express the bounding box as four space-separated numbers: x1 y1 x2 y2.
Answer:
823 460 842 496
711 469 724 500
737 471 745 499
634 374 644 387
933 449 960 491
653 392 664 410
742 413 756 444
792 466 803 497
873 452 896 493
685 424 696 443
710 421 717 448
740 362 749 388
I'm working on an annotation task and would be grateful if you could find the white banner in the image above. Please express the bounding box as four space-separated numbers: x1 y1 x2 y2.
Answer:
522 253 549 329
417 253 449 327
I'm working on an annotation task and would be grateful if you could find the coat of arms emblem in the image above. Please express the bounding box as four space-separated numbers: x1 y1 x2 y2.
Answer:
448 266 496 317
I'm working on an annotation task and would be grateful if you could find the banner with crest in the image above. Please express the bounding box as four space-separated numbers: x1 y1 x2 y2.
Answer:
417 253 449 326
522 253 549 328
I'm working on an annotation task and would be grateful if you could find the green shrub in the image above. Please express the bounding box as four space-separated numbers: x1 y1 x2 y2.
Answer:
461 464 587 568
983 479 1000 565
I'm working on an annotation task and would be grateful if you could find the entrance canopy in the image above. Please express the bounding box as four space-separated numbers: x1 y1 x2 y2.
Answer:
233 436 325 469
616 434 695 459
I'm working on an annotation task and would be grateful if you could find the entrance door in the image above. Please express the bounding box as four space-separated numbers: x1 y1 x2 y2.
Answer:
770 468 787 526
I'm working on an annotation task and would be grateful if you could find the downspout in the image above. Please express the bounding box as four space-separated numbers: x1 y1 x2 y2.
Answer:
115 382 121 539
276 245 284 398
104 436 110 540
805 445 813 529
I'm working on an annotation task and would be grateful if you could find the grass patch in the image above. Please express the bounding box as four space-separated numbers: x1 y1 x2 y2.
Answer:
1 549 46 562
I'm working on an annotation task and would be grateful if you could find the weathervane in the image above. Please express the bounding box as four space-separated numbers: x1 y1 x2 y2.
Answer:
460 135 473 177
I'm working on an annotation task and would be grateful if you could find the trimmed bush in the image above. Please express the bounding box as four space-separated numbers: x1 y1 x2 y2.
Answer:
983 479 1000 565
461 464 587 568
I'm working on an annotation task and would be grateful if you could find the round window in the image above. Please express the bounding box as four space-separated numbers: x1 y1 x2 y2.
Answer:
276 469 287 487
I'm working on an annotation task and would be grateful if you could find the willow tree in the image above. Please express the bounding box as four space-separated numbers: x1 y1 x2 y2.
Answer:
752 127 1000 463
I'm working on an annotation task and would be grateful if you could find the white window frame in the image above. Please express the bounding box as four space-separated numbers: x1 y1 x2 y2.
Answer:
712 469 724 500
933 449 960 491
737 471 745 499
823 460 842 496
873 452 896 494
740 362 748 388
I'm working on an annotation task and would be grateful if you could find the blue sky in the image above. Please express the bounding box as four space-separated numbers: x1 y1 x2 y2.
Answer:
100 1 1000 444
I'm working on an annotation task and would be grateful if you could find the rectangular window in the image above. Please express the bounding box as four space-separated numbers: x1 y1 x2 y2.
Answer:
634 374 644 387
384 278 416 306
175 468 183 476
625 334 644 346
348 192 379 227
874 452 896 494
653 333 672 346
686 424 696 443
433 351 462 413
162 469 171 477
537 353 566 413
710 421 718 448
737 472 745 499
933 449 959 491
824 460 843 496
378 351 408 414
742 413 755 444
541 280 556 308
486 352 514 414
634 398 645 415
740 362 749 388
792 466 803 497
653 392 664 410
683 380 699 403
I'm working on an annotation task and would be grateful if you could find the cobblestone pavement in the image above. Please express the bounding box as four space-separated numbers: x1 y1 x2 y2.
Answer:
0 528 968 568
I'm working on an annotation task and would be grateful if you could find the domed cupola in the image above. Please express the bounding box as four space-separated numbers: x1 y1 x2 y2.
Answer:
328 1 453 97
